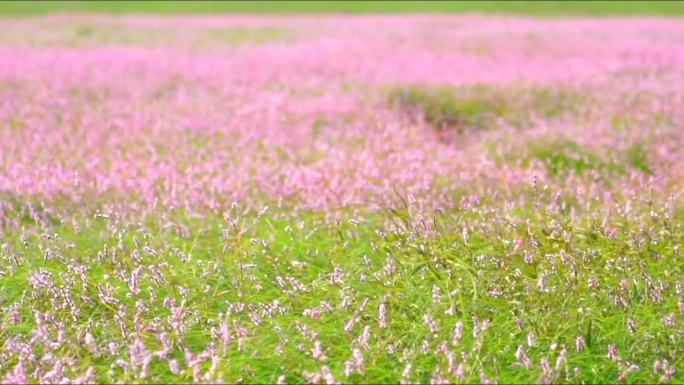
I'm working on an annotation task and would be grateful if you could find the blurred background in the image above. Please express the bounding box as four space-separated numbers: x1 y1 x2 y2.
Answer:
1 0 683 17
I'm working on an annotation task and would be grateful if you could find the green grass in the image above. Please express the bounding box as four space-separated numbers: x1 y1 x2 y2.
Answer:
388 85 583 134
490 136 656 180
2 189 683 383
0 23 294 48
1 1 684 17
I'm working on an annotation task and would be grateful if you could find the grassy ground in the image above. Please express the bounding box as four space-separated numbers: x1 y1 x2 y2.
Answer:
3 190 683 383
1 1 684 17
1 8 684 385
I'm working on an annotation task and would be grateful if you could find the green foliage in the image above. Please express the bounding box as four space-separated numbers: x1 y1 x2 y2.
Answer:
388 85 506 131
493 138 655 178
2 1 684 16
625 143 653 175
528 139 604 176
1 192 683 383
388 85 581 134
0 24 293 48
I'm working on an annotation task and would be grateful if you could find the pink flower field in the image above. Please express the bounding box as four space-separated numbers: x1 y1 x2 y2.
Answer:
1 13 683 384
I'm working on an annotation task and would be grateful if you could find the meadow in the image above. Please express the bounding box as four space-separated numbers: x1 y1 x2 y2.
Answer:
1 3 684 384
